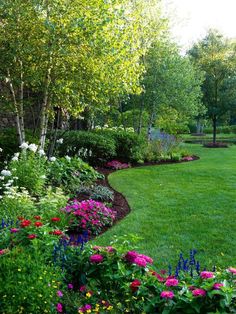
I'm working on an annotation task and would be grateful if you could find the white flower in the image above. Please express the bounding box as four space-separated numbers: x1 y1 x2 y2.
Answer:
0 148 3 152
0 176 5 180
1 170 12 176
19 142 29 149
12 156 18 161
65 155 71 162
40 175 46 179
49 156 56 162
38 149 45 156
56 138 63 144
28 143 38 153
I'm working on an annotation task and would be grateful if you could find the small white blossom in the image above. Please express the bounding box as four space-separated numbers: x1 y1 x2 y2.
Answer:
49 156 56 162
19 142 29 149
28 143 38 153
1 170 12 177
0 176 5 180
0 148 3 152
12 156 18 161
40 175 46 179
38 149 45 156
65 155 71 162
56 138 63 144
13 176 18 180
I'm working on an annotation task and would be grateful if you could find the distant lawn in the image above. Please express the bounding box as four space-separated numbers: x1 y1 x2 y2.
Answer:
95 144 236 269
181 133 236 143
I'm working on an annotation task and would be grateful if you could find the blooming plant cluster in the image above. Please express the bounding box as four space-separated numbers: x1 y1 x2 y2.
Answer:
182 155 194 161
59 243 236 314
105 160 131 170
61 199 116 236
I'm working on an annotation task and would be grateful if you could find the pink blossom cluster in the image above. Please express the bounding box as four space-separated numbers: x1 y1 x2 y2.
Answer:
106 160 130 170
124 250 153 267
62 199 116 235
182 156 194 161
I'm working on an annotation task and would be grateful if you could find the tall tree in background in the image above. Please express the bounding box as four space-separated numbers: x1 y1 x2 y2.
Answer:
188 29 236 144
0 0 162 149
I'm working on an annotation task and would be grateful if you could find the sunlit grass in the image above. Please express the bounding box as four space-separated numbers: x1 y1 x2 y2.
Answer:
95 144 236 269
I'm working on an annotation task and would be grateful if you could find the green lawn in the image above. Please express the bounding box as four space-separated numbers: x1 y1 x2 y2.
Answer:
181 133 236 143
95 144 236 269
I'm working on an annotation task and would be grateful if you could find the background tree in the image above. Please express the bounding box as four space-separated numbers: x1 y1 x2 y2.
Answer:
188 29 236 143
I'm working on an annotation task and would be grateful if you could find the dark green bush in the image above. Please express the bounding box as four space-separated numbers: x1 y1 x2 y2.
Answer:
96 129 147 162
58 131 116 165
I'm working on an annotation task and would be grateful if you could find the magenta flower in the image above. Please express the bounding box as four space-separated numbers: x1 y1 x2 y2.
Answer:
68 283 73 289
89 254 104 263
213 283 223 290
84 304 92 311
228 267 236 275
200 271 214 279
165 278 179 287
57 290 63 297
56 303 63 313
133 257 147 267
160 291 174 299
10 228 19 233
138 254 153 264
192 289 206 297
124 251 139 263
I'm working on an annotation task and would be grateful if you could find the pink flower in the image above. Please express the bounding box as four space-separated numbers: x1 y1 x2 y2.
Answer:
165 278 179 287
228 267 236 275
133 257 147 267
57 290 63 297
84 304 92 311
160 291 174 299
213 283 223 290
79 285 86 292
89 254 103 263
10 228 19 233
68 283 73 289
0 249 6 255
200 271 214 279
124 251 138 263
192 289 206 297
28 234 37 240
138 254 153 264
106 246 115 253
56 303 63 313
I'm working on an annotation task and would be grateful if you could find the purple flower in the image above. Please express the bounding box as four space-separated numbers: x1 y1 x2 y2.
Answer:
56 303 63 313
57 290 63 297
68 283 73 289
89 254 104 263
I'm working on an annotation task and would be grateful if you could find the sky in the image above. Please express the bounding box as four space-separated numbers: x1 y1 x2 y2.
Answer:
164 0 236 50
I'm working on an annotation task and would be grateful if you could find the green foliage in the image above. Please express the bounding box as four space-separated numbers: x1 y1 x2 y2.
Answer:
58 131 116 165
77 184 114 203
0 247 61 314
0 187 36 220
46 156 100 193
8 149 47 196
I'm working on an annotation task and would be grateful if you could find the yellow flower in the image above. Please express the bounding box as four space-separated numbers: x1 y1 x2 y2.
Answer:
86 310 91 313
18 268 21 272
86 292 92 298
107 306 113 311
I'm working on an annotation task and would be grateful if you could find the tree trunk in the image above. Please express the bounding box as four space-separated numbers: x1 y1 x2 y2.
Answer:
39 66 52 150
7 69 23 145
19 60 25 143
147 109 155 141
137 95 144 134
213 117 217 144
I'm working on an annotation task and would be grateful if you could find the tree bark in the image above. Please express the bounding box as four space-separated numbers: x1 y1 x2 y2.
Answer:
19 60 25 143
7 69 23 145
137 95 144 134
213 117 217 144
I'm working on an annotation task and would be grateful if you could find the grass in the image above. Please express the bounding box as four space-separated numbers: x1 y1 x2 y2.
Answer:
95 144 236 269
181 133 236 143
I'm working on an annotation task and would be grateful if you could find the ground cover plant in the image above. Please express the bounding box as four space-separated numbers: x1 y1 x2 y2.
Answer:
96 144 236 268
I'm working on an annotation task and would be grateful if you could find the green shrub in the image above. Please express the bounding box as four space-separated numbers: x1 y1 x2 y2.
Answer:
0 247 61 314
77 184 114 202
58 131 116 165
46 156 100 193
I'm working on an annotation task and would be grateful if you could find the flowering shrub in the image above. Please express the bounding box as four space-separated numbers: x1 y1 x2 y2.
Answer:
105 160 130 170
58 243 236 314
61 199 116 236
182 155 194 161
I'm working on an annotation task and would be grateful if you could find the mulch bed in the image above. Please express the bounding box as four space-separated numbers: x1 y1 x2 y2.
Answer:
203 142 229 148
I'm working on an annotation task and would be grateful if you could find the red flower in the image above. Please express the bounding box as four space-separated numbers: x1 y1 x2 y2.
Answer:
51 217 61 222
52 230 63 236
18 216 24 221
34 216 41 220
28 234 37 240
34 222 43 227
20 220 31 228
130 279 141 292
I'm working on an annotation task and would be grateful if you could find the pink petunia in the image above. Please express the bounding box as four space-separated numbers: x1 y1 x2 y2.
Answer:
165 278 179 287
160 291 174 299
228 267 236 275
133 257 147 267
89 254 103 263
200 271 214 279
213 283 224 290
192 289 206 297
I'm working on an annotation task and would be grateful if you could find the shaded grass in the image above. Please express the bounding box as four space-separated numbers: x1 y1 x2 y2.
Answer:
95 144 236 269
